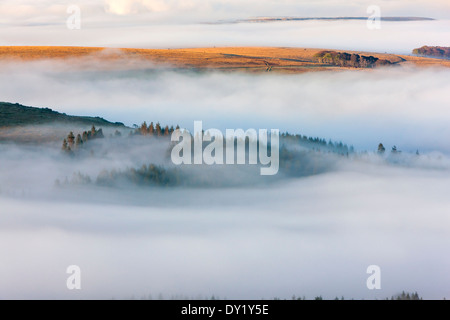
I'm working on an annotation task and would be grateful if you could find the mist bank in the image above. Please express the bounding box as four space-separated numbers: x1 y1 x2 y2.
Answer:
1 19 449 54
1 162 449 300
0 127 449 208
1 59 449 154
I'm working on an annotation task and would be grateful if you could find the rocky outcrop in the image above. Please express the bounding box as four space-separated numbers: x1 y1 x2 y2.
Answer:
314 51 392 68
412 46 450 59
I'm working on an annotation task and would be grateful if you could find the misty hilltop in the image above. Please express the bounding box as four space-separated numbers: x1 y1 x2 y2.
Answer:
0 102 125 128
227 16 435 24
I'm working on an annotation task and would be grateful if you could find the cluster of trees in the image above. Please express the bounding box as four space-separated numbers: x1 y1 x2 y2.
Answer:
275 291 423 300
133 121 179 137
97 164 180 187
56 165 180 188
412 46 450 58
314 51 392 68
390 291 422 300
59 142 337 189
57 125 354 187
281 132 353 155
62 125 104 152
279 145 335 177
377 143 417 155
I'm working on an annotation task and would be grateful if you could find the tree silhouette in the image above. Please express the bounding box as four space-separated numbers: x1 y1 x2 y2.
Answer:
156 122 162 136
96 128 104 139
75 134 83 147
62 139 68 151
67 132 75 148
149 122 155 135
141 121 148 135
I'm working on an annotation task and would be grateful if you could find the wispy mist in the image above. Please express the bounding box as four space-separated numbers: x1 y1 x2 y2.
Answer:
1 59 450 154
1 43 450 299
0 161 449 299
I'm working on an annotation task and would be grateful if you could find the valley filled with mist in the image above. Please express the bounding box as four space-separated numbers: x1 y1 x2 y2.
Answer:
1 50 449 299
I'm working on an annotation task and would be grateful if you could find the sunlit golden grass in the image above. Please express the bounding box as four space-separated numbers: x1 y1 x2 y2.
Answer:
0 46 449 72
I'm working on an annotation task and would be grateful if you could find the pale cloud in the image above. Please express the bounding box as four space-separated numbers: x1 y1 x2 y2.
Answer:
105 0 170 15
0 0 449 25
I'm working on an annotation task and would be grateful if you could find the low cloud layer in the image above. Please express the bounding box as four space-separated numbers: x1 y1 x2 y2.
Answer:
1 34 450 298
0 162 449 299
0 1 449 54
1 20 448 55
2 0 450 23
1 59 450 154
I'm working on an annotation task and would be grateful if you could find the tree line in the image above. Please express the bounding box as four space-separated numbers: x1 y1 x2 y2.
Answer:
62 125 105 152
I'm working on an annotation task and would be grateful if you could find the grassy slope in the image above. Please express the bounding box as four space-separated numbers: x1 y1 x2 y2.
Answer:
0 102 128 144
0 102 124 128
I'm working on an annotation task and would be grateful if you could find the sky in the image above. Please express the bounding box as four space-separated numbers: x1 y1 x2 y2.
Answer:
0 1 449 53
1 0 450 25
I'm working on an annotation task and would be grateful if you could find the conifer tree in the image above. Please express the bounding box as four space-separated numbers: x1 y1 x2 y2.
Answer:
141 121 148 135
96 128 104 138
149 122 155 135
156 122 162 136
62 139 68 151
67 132 75 148
75 134 83 147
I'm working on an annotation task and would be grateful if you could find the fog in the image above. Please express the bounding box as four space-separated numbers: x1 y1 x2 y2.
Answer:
1 59 450 154
0 157 449 299
1 43 450 298
2 20 449 55
2 0 450 23
1 0 450 53
1 96 450 299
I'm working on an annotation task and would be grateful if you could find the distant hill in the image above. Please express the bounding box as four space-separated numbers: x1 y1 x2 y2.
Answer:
0 46 449 72
412 46 450 59
238 17 435 23
313 51 394 68
0 102 125 128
